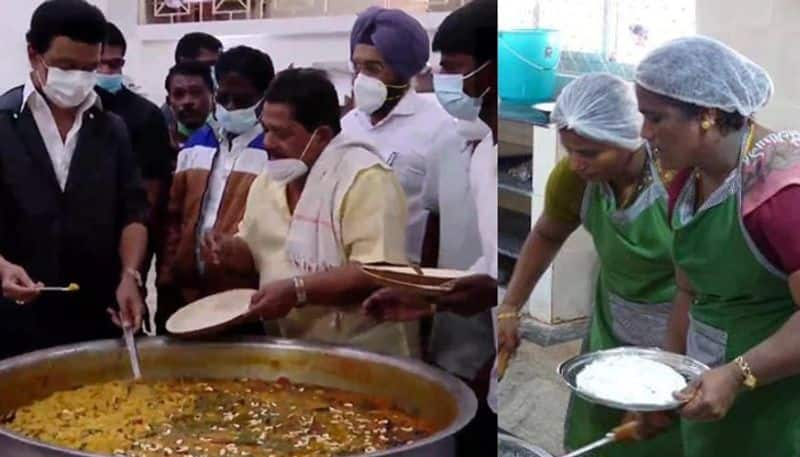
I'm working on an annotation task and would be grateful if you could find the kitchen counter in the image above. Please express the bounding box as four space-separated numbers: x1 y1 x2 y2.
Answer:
499 101 551 126
499 168 532 198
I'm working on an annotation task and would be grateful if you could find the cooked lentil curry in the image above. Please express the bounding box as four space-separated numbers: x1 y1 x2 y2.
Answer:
3 378 434 457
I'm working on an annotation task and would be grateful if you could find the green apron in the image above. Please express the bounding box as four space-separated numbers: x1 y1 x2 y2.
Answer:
672 160 800 457
564 154 683 457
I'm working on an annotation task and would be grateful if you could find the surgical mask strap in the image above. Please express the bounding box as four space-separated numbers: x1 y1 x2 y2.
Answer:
463 60 491 82
375 79 408 102
299 129 319 162
463 60 492 101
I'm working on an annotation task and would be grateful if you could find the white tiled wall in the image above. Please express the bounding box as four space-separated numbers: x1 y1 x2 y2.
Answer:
527 124 598 325
697 0 800 131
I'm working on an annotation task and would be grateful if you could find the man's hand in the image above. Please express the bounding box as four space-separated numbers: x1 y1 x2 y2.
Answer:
438 274 497 316
201 231 253 275
362 288 435 322
108 274 144 332
677 363 742 421
200 230 225 266
248 279 296 321
1 261 42 304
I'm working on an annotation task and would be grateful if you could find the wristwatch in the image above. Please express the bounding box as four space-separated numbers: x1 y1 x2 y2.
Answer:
292 276 308 308
734 356 757 390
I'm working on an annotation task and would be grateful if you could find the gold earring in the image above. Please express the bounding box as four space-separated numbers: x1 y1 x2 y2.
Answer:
701 119 714 130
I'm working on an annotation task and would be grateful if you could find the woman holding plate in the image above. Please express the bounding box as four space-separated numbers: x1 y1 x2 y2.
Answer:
497 72 685 457
633 35 800 456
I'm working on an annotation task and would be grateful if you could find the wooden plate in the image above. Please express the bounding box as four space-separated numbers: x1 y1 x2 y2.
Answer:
361 265 469 297
166 289 257 338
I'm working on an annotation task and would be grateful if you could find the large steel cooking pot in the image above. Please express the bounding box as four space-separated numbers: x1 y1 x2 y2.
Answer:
0 337 477 457
498 433 555 457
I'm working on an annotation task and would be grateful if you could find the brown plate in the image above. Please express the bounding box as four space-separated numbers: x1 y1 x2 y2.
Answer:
166 288 257 338
361 265 469 297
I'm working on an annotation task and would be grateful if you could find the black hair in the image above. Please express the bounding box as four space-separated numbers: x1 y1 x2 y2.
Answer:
658 93 747 134
264 68 342 135
433 0 497 65
174 32 222 63
104 21 126 55
214 46 275 94
165 61 215 93
26 0 107 54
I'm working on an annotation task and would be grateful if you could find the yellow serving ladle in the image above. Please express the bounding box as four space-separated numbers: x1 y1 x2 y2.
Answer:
40 283 80 292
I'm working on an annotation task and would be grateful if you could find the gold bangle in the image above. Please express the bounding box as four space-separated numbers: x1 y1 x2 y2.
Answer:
497 311 521 321
734 356 757 390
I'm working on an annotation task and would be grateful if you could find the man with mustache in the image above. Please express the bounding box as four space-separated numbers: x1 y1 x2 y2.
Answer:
165 61 215 153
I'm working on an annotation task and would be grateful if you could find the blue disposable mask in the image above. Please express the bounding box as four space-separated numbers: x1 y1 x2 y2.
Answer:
215 101 259 135
433 61 491 121
96 73 124 94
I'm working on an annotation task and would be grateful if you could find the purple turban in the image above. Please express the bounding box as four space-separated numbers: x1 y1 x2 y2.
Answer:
350 6 430 82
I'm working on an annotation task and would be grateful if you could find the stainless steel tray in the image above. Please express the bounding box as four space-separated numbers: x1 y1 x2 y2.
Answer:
557 347 709 412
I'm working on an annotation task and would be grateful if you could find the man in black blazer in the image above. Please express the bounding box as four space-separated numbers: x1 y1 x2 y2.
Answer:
0 0 149 359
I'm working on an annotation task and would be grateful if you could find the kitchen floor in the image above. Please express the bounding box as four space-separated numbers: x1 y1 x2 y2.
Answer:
499 335 581 455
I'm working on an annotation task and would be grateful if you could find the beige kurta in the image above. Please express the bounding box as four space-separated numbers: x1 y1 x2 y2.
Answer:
238 163 419 357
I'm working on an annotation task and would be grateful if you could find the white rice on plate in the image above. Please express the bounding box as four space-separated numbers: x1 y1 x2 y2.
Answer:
576 355 687 406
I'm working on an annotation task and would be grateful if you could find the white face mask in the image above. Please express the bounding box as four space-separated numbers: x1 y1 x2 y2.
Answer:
433 60 491 121
36 63 97 109
353 73 388 114
216 101 260 135
266 130 318 185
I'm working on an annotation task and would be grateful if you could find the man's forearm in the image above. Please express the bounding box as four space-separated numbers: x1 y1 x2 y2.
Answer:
222 237 257 276
120 223 148 272
302 263 378 308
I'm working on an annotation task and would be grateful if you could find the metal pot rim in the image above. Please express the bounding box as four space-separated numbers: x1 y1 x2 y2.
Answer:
498 432 555 457
0 336 479 457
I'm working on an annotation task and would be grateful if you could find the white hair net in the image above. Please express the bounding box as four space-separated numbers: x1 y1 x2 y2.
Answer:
550 73 644 151
635 35 773 116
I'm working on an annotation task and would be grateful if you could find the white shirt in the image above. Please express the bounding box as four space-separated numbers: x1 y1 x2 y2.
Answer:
467 133 499 413
196 124 263 267
422 119 491 269
469 134 498 278
23 77 98 191
423 119 496 380
341 90 462 264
